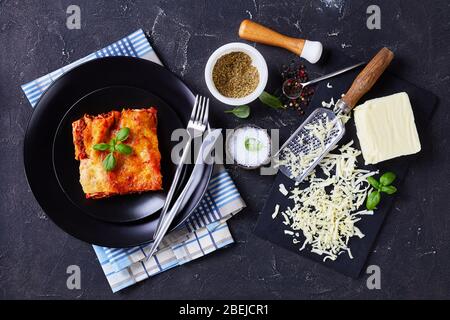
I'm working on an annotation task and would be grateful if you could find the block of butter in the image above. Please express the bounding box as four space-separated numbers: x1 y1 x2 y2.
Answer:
354 92 421 165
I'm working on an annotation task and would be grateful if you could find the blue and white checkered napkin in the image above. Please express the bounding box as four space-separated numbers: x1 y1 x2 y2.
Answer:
21 29 246 293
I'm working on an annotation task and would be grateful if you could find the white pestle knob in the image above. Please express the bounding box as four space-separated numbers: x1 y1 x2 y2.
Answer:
301 40 323 64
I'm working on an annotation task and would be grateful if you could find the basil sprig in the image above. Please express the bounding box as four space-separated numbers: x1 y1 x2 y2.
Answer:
224 105 250 119
366 171 397 210
93 127 132 171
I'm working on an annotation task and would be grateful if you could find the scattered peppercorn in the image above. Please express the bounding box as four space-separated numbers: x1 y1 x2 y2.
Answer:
280 60 315 113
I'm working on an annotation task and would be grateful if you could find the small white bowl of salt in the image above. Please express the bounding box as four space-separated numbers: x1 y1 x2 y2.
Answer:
226 125 271 169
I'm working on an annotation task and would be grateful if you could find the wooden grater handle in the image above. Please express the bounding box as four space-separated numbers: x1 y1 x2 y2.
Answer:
342 47 394 109
239 19 305 55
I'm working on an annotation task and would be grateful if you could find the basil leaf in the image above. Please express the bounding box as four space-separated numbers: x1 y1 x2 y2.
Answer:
367 176 381 190
224 105 250 119
380 185 397 195
366 190 381 210
116 127 130 141
93 143 110 151
258 91 283 109
109 138 117 151
115 143 132 155
244 137 263 152
103 153 116 171
380 171 396 186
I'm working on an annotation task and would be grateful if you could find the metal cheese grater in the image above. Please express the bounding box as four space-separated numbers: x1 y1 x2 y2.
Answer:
276 107 345 182
276 48 395 182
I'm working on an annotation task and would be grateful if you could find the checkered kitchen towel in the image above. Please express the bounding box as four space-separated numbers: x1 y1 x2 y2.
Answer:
21 29 246 292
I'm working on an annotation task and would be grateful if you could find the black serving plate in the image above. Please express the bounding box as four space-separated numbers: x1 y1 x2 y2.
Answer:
24 57 213 247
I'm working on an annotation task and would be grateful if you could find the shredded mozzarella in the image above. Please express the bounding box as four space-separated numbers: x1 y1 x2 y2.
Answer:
278 184 289 196
276 141 377 262
322 97 335 108
272 204 280 219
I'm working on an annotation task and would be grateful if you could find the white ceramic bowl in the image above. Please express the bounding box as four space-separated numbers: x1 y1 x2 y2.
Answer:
225 124 271 170
204 42 268 106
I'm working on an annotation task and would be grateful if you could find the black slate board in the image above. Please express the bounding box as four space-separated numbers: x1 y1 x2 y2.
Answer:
254 52 438 278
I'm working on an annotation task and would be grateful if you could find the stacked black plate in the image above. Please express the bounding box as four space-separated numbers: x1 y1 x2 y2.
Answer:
24 57 213 247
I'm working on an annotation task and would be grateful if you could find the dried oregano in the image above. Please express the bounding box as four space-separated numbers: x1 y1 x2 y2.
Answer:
212 52 259 98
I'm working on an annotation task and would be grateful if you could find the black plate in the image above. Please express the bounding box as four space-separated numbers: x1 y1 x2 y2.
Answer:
24 57 213 247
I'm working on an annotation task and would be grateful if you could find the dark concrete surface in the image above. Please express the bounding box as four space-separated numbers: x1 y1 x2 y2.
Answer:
0 0 449 299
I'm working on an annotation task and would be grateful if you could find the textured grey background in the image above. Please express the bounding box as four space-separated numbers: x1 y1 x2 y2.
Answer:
0 0 449 299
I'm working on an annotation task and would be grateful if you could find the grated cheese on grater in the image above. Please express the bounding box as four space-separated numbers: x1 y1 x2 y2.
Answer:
276 115 337 179
277 141 378 262
276 113 351 180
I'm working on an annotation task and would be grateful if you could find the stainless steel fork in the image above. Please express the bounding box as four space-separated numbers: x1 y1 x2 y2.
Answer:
149 95 209 258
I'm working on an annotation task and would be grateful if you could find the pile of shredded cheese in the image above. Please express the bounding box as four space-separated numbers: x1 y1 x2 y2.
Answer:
275 141 377 262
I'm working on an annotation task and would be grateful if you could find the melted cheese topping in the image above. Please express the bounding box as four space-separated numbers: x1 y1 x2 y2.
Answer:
72 108 162 199
278 141 377 261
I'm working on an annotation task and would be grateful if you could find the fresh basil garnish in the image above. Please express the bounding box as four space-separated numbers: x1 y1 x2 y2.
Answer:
380 185 397 195
379 171 396 186
92 127 133 171
366 190 381 210
116 127 130 141
258 91 283 109
115 143 132 155
224 105 250 119
93 143 110 151
367 176 381 189
365 171 398 210
103 153 116 171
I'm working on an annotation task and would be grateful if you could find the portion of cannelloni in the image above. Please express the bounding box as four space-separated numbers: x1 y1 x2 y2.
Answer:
72 108 162 199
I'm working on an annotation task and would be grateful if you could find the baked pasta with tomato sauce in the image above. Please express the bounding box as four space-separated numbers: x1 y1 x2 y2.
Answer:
72 108 162 199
